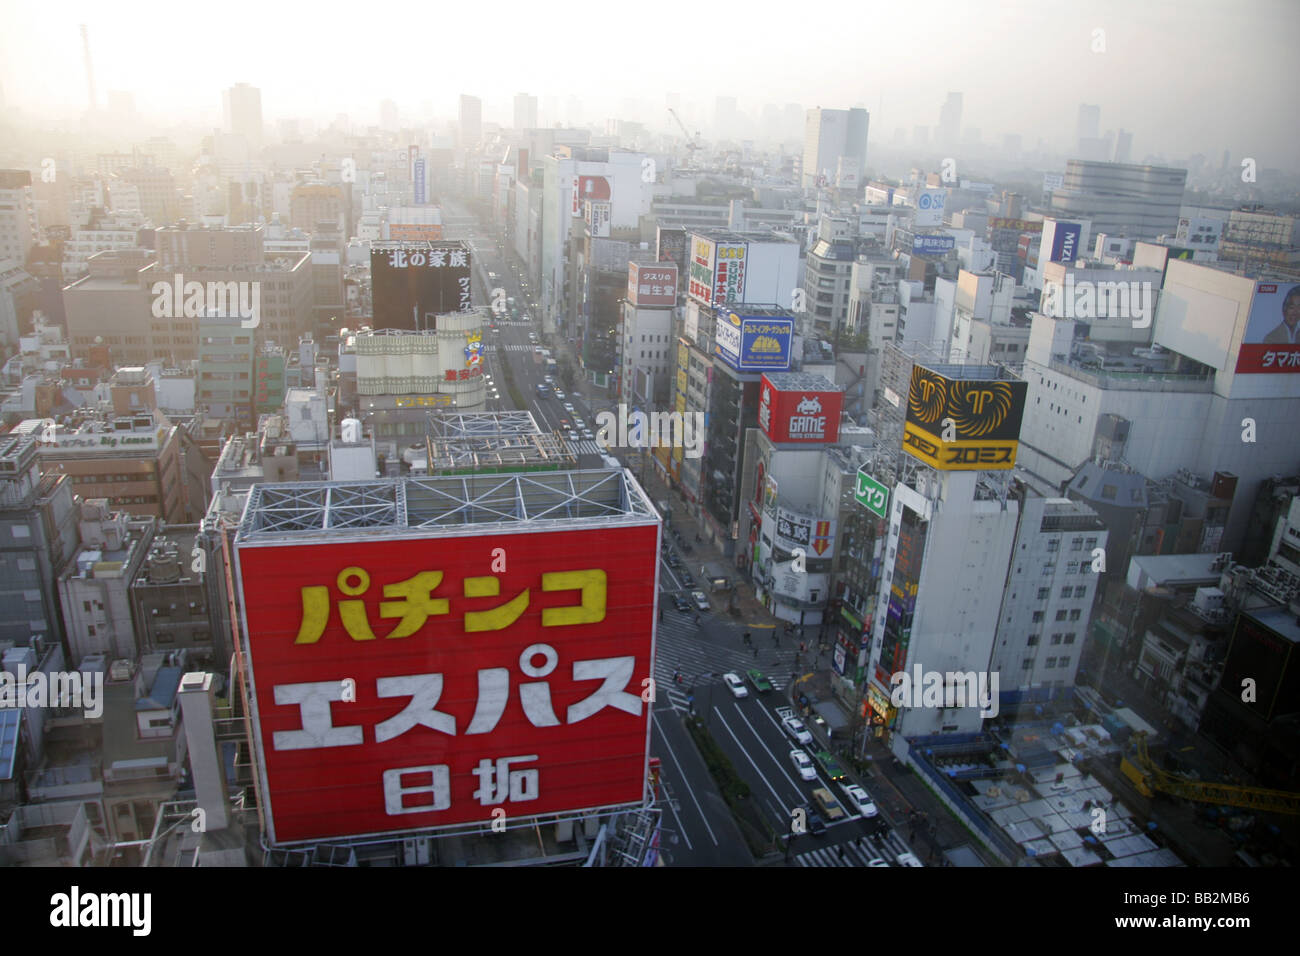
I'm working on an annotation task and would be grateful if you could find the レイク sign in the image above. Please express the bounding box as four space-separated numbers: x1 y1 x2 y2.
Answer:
236 524 657 844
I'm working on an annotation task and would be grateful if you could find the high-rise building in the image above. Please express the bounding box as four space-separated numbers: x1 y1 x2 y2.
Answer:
1048 160 1186 241
459 94 482 148
223 83 263 150
0 435 79 649
714 96 738 140
0 169 37 265
1077 104 1101 142
802 108 869 190
937 93 962 147
1113 129 1133 164
514 92 538 131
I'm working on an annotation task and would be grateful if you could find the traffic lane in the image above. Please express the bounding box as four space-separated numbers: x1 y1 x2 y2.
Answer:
710 690 868 836
651 705 753 866
705 696 811 832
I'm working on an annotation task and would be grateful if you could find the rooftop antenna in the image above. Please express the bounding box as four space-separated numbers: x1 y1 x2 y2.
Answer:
80 24 97 113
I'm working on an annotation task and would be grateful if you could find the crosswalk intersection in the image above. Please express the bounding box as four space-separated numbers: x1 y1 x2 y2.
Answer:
652 612 800 713
794 828 915 867
565 438 604 456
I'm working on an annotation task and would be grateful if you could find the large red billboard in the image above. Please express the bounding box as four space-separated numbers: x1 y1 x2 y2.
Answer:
757 376 844 443
236 524 658 844
627 262 678 308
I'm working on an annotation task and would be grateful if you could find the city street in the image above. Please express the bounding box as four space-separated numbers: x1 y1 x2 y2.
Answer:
464 214 925 868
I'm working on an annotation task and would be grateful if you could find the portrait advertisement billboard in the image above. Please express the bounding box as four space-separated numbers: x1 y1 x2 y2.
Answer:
1236 282 1300 373
235 523 658 844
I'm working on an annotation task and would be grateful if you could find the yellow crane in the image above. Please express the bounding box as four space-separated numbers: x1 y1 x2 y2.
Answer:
1120 732 1300 815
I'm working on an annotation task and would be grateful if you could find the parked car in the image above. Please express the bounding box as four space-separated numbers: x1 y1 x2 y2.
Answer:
680 571 695 588
672 593 691 613
790 750 818 782
722 673 748 698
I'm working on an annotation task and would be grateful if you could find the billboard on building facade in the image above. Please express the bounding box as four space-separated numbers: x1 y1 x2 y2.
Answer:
912 235 955 257
757 376 843 443
1236 281 1300 373
628 262 678 308
1049 223 1082 263
713 242 747 306
714 311 793 371
903 365 1028 470
688 236 716 305
235 524 658 844
586 200 611 238
913 188 946 228
370 241 471 330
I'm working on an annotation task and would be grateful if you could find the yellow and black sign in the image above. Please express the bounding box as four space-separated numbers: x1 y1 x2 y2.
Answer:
903 365 1027 470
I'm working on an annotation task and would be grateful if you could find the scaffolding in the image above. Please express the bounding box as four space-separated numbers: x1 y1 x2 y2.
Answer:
236 468 655 541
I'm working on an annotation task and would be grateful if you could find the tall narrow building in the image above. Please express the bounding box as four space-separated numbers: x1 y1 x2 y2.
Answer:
802 108 869 190
459 94 482 148
223 83 263 150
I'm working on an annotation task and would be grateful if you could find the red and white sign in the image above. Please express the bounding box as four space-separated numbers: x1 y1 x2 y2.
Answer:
578 175 611 203
757 376 843 443
628 262 678 307
236 524 658 844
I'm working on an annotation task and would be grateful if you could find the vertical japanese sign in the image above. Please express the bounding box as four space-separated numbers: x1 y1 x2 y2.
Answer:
236 523 658 844
688 236 715 305
413 159 427 205
714 242 747 305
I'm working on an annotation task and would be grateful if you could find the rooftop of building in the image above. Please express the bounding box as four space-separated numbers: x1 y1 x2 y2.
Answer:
1245 602 1300 645
915 361 1014 382
1129 551 1229 587
1067 462 1150 508
688 228 798 244
235 468 655 542
764 371 843 392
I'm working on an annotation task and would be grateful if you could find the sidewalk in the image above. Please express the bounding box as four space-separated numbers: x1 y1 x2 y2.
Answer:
633 460 784 632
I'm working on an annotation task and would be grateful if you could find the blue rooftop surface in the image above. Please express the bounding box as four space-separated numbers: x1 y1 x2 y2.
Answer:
136 666 183 711
0 709 20 781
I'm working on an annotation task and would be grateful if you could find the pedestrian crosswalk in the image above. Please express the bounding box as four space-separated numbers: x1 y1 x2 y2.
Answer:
565 439 604 456
794 828 915 867
651 613 801 713
482 344 537 353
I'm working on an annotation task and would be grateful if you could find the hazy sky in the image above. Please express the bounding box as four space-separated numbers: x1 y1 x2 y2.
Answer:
4 0 1297 168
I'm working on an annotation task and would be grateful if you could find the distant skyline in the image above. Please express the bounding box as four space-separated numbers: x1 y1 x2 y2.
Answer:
2 0 1298 170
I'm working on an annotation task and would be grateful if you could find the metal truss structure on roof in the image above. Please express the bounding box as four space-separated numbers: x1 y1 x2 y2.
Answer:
235 468 655 542
423 409 572 473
